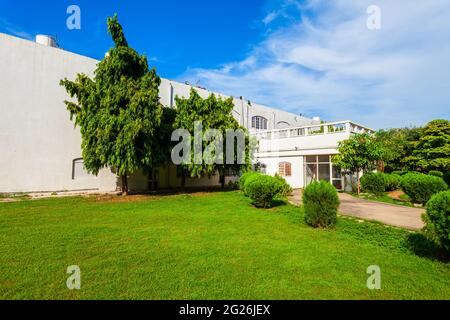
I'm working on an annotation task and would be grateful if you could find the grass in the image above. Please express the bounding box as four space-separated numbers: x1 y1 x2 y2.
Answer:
350 192 415 207
0 191 449 300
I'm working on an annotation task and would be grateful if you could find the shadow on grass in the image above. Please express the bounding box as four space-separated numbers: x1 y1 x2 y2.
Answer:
405 233 450 263
270 199 288 208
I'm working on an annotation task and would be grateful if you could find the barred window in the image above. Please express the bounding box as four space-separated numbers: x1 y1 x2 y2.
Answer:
251 116 268 130
278 162 292 177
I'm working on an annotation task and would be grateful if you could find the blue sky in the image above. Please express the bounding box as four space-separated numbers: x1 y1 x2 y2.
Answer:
1 0 449 129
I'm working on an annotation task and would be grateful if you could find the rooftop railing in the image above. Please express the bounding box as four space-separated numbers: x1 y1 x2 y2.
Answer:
252 121 373 140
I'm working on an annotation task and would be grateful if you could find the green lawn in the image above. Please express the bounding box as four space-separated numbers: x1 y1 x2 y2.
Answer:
350 192 415 207
0 191 449 300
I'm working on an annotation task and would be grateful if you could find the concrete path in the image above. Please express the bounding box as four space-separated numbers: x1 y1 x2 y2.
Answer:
289 190 425 230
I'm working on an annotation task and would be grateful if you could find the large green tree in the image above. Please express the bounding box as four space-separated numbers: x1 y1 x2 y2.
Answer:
174 89 251 188
60 15 163 194
404 119 450 172
332 133 383 194
375 127 421 172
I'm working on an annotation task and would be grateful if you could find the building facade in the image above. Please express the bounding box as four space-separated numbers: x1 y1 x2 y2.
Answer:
0 33 372 194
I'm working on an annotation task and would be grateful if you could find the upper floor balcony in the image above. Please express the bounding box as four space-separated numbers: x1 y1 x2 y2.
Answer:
252 121 374 154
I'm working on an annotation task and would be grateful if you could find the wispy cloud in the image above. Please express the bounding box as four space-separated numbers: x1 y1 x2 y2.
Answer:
0 17 33 40
180 0 450 129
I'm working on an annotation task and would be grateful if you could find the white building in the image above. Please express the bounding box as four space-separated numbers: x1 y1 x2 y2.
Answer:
0 33 372 194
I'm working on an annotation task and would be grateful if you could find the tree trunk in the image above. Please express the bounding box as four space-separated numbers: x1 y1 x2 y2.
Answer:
121 173 128 196
356 171 361 195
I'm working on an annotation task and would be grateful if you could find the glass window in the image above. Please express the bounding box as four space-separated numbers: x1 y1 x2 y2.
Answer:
251 116 268 130
305 164 317 185
318 155 330 163
318 164 330 182
305 156 317 163
304 155 343 190
332 165 342 179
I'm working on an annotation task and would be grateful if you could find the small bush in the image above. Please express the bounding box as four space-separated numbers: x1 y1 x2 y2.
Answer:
428 170 444 178
303 181 340 228
391 170 407 176
239 172 260 195
423 190 450 252
384 173 401 191
274 174 293 197
444 171 450 186
361 173 386 196
400 173 448 205
246 175 283 208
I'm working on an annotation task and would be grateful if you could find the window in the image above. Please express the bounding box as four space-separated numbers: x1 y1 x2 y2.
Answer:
251 116 268 130
72 158 90 180
278 162 292 177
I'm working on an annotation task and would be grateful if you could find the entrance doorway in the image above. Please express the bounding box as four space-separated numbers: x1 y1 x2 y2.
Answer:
304 155 343 190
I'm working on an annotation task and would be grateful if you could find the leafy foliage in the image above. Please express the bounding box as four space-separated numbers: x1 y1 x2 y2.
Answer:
400 172 448 205
274 174 293 197
360 173 386 196
404 120 450 172
375 127 421 172
303 181 340 228
245 174 283 208
384 173 402 191
428 170 444 178
174 89 252 186
239 171 259 192
332 133 383 193
423 191 450 252
60 15 163 193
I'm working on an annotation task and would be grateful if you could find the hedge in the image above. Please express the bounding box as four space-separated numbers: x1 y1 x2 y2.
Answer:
245 174 283 208
303 181 340 228
423 190 450 252
400 173 448 205
360 173 386 196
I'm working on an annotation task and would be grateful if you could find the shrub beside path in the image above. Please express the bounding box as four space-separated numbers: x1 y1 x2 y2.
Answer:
289 190 425 230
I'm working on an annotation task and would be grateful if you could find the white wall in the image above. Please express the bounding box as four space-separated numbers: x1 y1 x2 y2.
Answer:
0 33 315 193
259 156 305 189
0 33 117 193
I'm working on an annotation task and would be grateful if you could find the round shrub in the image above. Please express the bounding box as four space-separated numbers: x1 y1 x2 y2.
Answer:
361 173 386 196
303 181 340 228
239 172 260 195
274 174 293 197
423 190 450 252
428 170 444 178
400 173 448 205
444 171 450 187
391 170 407 176
246 175 283 208
384 173 401 191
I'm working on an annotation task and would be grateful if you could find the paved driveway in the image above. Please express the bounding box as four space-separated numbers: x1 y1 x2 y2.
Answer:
289 190 425 230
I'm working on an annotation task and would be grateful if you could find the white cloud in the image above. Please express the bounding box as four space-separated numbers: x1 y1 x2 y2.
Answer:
179 0 450 129
262 11 279 25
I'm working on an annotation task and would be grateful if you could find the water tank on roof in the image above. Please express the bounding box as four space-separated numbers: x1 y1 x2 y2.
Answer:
35 35 57 47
